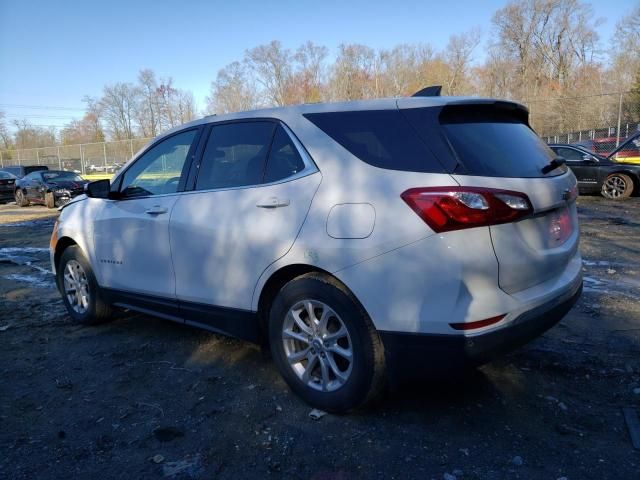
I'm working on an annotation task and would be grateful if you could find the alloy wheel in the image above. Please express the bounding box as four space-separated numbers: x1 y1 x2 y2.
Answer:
63 260 90 314
602 175 627 199
282 300 353 392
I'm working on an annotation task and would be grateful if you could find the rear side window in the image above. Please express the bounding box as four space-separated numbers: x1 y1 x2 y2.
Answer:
196 122 276 190
264 126 306 183
304 110 446 173
433 105 566 178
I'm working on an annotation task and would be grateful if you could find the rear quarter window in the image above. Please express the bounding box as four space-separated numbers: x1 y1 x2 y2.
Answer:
303 110 446 173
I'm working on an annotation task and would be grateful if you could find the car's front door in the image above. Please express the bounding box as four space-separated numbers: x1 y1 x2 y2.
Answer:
170 121 321 316
92 128 200 298
555 146 599 192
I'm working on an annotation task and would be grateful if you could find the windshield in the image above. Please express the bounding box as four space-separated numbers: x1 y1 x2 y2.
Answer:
0 171 16 179
42 171 84 182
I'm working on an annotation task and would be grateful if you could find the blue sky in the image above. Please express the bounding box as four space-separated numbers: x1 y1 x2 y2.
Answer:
0 0 635 130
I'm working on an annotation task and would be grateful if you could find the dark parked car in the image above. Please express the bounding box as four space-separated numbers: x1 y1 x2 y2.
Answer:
15 170 88 208
0 165 49 178
0 171 17 203
550 133 640 199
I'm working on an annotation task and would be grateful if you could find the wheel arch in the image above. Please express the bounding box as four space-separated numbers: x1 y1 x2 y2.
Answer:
54 236 78 270
256 264 363 337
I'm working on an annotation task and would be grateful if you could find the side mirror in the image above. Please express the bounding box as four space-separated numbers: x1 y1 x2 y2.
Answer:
582 154 598 163
85 179 111 199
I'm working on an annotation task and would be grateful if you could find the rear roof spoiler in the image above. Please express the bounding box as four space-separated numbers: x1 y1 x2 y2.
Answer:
412 86 442 97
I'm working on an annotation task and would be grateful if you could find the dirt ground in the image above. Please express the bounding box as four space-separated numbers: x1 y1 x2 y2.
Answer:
0 196 638 480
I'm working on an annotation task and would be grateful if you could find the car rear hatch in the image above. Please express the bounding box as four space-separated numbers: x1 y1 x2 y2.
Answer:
399 98 579 294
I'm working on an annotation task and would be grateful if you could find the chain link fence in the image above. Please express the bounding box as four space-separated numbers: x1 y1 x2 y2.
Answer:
529 91 640 156
1 92 639 176
0 138 151 176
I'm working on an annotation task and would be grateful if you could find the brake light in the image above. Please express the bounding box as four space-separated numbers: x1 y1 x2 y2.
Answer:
450 314 506 331
401 187 533 233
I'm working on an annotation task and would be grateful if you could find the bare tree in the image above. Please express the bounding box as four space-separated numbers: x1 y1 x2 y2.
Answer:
291 41 329 103
12 119 57 149
0 111 12 150
246 41 293 106
329 43 378 100
444 28 481 95
136 69 160 137
206 61 259 114
100 82 139 140
61 111 105 145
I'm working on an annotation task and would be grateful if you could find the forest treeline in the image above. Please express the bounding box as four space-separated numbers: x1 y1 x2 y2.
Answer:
1 0 638 150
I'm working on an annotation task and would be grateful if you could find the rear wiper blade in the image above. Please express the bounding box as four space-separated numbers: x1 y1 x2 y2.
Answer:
542 156 566 174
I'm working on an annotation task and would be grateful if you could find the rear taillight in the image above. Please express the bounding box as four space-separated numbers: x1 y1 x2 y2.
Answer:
401 187 533 233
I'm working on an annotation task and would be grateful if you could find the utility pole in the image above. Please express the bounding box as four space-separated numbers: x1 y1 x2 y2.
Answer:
616 93 623 147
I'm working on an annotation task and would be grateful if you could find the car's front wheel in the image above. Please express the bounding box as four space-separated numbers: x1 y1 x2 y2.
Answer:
57 245 113 325
268 273 385 412
602 173 634 199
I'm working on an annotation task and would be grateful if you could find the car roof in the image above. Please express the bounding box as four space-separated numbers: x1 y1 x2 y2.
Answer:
158 95 527 141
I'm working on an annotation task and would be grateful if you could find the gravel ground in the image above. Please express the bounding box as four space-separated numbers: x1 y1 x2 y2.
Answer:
0 197 639 479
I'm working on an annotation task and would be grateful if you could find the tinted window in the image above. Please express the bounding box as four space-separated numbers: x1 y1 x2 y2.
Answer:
196 122 275 190
23 172 40 181
121 129 196 198
24 166 48 174
304 110 445 173
554 147 583 162
0 171 15 179
264 126 306 183
43 171 84 182
438 105 566 178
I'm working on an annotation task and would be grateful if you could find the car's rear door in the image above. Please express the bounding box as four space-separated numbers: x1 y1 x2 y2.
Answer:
92 128 200 298
170 120 321 322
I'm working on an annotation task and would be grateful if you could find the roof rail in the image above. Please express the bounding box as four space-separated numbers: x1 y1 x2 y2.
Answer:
412 85 442 97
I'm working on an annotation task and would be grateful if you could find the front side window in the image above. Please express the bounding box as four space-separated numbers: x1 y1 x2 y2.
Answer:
554 147 584 162
120 129 196 198
195 122 276 191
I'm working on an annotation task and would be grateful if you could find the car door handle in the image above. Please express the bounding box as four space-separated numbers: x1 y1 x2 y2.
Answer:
256 197 290 208
145 206 168 215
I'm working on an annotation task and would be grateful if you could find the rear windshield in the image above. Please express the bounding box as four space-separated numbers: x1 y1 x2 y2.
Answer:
435 105 566 178
303 110 446 173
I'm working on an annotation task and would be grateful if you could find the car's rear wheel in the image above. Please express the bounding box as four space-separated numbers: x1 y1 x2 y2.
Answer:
15 189 29 207
602 173 634 199
57 245 112 325
45 192 56 209
268 273 385 412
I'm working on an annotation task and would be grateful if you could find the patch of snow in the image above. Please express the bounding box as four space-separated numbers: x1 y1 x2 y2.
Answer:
4 273 55 288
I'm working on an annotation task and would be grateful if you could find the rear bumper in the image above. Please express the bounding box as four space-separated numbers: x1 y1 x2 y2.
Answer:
380 279 582 377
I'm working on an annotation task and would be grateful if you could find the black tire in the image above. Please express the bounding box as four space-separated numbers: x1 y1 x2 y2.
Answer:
268 273 385 412
601 173 634 199
15 189 29 207
45 192 56 209
57 245 113 325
